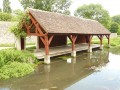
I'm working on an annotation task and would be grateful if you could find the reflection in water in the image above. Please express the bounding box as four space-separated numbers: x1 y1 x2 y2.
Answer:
0 49 113 90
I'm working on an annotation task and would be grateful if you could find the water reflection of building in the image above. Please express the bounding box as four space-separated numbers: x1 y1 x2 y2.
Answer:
0 50 109 90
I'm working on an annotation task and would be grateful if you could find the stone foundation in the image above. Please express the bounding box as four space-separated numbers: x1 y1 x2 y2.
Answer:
71 51 76 57
44 55 50 64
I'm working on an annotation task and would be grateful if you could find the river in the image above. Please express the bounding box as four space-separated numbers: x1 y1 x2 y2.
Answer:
0 49 120 90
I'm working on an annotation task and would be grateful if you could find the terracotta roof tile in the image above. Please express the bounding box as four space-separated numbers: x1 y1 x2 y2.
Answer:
29 8 110 35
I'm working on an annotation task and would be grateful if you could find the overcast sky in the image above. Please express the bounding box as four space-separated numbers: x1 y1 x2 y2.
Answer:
0 0 120 16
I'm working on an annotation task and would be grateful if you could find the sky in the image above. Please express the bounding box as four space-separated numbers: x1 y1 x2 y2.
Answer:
0 0 120 16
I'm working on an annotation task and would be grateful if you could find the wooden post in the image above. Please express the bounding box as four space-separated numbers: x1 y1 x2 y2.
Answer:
68 35 77 57
97 35 104 50
108 35 110 47
39 35 54 64
88 35 93 52
45 36 49 55
100 35 103 49
105 35 110 48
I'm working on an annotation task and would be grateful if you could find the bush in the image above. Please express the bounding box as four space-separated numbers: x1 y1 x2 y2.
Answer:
0 12 12 21
0 62 34 79
0 49 37 67
0 49 37 79
109 22 119 33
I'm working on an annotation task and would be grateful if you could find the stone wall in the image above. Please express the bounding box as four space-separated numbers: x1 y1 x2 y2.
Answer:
0 21 36 44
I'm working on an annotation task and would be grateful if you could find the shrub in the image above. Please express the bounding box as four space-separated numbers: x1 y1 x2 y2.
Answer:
0 49 37 67
0 12 12 21
0 49 37 79
10 12 30 38
0 62 34 79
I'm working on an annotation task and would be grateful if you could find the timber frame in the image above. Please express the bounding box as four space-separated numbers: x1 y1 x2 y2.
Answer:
22 12 110 56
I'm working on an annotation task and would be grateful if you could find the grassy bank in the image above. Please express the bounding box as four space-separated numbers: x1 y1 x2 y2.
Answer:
0 49 37 79
92 36 120 55
0 42 35 47
92 36 120 48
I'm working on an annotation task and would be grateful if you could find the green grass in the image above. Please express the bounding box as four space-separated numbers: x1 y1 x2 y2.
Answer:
0 44 14 47
0 43 35 47
26 46 36 52
92 36 120 47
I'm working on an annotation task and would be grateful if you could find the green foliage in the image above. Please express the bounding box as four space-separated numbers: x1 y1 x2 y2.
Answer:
19 0 71 15
26 46 36 52
74 4 110 28
0 12 12 21
117 27 120 35
0 49 37 67
0 8 2 12
0 49 37 79
52 0 71 15
10 24 27 38
0 43 14 47
3 0 12 13
10 12 30 38
92 38 108 47
112 15 120 24
92 36 120 47
12 9 25 21
109 22 119 33
0 62 34 79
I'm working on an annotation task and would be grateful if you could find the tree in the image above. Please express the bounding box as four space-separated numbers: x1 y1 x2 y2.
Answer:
13 9 24 16
3 0 12 13
0 8 2 12
19 0 71 15
74 4 110 28
109 22 119 33
12 9 24 21
112 15 120 25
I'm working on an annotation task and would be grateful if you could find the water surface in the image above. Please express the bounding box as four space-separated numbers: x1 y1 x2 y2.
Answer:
0 49 120 90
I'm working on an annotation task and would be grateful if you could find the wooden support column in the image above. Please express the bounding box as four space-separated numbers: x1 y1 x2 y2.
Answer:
97 35 104 49
88 35 93 52
105 35 110 48
68 35 77 57
39 35 54 64
45 36 49 55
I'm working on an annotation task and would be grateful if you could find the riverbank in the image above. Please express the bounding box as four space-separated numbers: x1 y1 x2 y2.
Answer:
92 36 120 48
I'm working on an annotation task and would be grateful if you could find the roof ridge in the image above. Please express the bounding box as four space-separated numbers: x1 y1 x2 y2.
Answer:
28 8 97 22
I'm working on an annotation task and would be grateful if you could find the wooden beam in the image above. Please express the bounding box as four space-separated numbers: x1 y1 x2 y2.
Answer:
98 35 104 46
27 33 47 37
40 37 46 45
29 13 44 35
24 23 30 34
68 35 77 51
48 35 54 45
45 36 49 55
106 35 110 45
39 35 54 55
68 35 73 43
88 35 93 47
29 22 33 29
